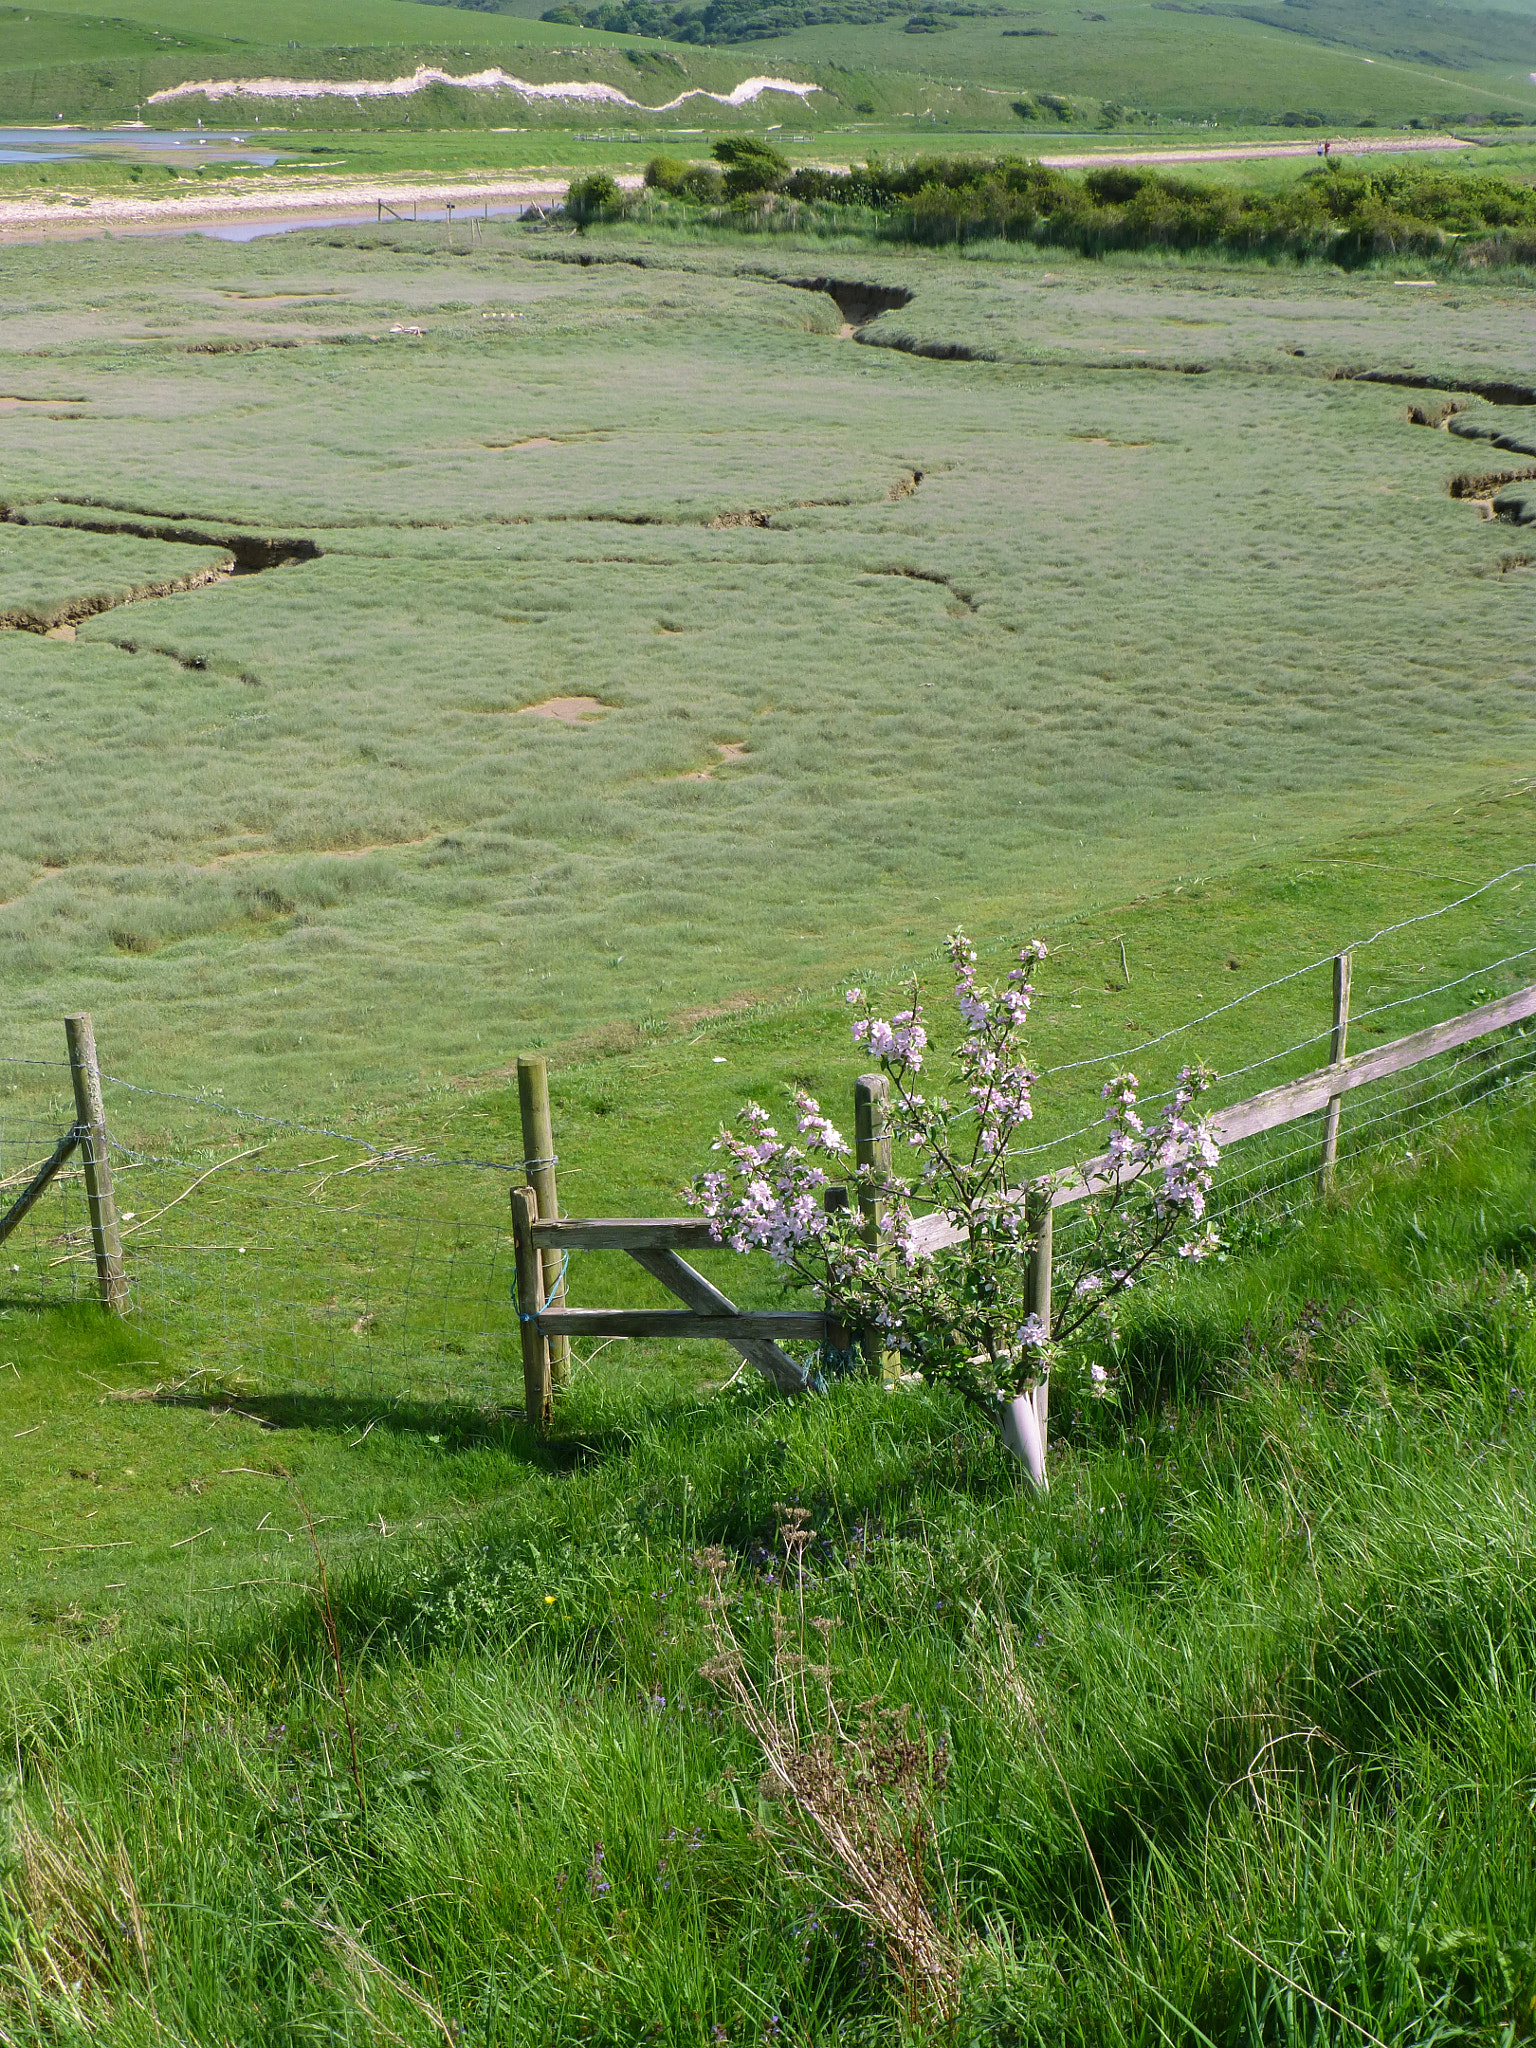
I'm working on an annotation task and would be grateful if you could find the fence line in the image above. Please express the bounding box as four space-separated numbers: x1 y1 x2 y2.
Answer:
509 969 1535 1480
1037 859 1536 1078
2 908 1534 1419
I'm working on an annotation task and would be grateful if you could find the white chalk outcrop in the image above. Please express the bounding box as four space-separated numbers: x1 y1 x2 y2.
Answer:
147 68 819 111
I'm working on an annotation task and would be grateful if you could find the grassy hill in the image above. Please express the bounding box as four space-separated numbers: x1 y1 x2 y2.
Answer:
3 0 1536 129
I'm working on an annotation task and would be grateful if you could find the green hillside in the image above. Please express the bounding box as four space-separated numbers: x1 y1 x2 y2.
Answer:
3 0 1536 130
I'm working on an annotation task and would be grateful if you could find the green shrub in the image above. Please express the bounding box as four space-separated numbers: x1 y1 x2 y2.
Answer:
679 161 725 202
771 152 1536 266
644 154 690 193
566 171 622 223
712 136 790 198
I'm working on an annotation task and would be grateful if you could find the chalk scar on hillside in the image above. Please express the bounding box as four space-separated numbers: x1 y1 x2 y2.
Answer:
145 69 819 113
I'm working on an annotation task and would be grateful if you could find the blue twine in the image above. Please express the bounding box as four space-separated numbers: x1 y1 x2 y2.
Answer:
514 1248 568 1324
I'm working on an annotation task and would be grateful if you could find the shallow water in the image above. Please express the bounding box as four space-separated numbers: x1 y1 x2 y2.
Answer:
0 127 281 165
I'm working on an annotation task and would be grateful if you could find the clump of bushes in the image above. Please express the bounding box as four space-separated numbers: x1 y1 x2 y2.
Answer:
541 0 998 38
587 146 1536 267
712 136 790 197
771 154 1536 264
644 154 725 202
641 140 788 207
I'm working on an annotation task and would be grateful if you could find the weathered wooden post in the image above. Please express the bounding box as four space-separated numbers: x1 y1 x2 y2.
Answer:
854 1072 890 1242
1318 950 1352 1192
1025 1183 1052 1447
854 1072 892 1373
510 1185 552 1429
517 1055 570 1389
63 1013 128 1314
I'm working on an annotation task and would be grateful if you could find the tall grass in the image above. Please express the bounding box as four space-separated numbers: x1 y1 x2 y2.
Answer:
2 1097 1534 2041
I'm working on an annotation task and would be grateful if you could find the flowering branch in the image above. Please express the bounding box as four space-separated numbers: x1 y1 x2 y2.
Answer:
688 933 1220 1470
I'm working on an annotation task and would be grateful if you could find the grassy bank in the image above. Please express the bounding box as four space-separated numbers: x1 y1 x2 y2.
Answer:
2 1087 1534 2041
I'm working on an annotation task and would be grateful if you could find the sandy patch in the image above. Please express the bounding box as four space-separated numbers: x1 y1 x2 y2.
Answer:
518 696 609 726
0 173 637 241
680 741 748 781
1 394 87 410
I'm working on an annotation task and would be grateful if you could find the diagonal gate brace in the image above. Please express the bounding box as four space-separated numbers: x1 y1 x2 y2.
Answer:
626 1246 812 1394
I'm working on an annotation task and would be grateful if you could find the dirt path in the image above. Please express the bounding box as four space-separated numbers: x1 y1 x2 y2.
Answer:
1037 134 1471 169
0 172 644 243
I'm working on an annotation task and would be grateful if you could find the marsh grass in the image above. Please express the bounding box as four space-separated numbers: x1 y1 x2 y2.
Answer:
0 524 229 630
0 228 1533 1111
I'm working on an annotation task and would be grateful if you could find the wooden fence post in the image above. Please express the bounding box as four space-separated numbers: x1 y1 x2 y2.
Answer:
63 1013 128 1314
517 1055 570 1390
854 1072 891 1242
511 1186 552 1429
1025 1184 1052 1448
854 1072 892 1373
1318 950 1352 1192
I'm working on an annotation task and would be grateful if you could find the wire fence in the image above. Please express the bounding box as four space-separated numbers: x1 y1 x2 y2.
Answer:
1 1089 517 1406
1046 1019 1536 1279
4 867 1536 1400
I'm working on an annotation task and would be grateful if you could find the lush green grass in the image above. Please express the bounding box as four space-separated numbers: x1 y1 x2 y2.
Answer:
2 783 1532 1650
0 224 1532 1113
2 1092 1534 2041
0 523 230 627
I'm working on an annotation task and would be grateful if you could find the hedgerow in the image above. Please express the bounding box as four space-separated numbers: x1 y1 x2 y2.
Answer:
643 153 1536 264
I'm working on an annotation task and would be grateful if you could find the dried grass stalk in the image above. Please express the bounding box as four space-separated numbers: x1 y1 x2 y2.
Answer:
1 1795 151 2025
696 1518 964 2022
